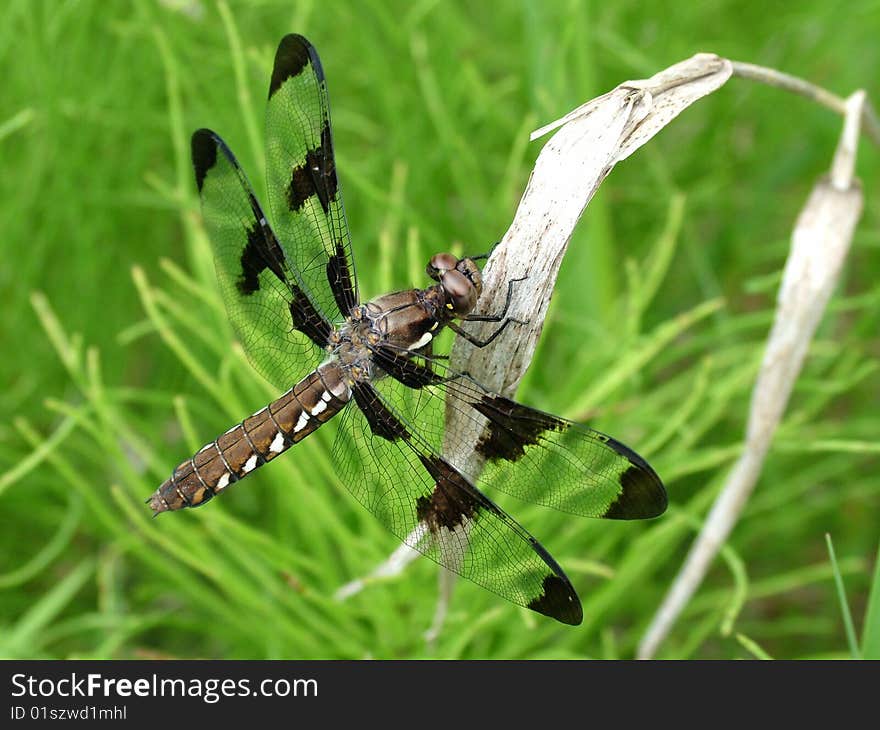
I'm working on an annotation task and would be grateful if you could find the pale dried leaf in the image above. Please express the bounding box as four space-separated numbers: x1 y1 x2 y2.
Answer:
638 132 864 658
748 176 863 446
448 53 732 470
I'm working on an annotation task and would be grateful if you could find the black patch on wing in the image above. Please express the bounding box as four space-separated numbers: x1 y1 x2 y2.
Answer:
287 123 338 213
603 457 668 520
371 346 445 388
289 286 332 348
527 575 583 626
598 435 667 519
314 122 337 212
472 395 567 463
352 382 411 442
327 241 357 315
415 454 482 530
287 150 317 211
414 452 582 624
238 214 287 295
191 129 220 193
268 34 318 99
416 452 502 520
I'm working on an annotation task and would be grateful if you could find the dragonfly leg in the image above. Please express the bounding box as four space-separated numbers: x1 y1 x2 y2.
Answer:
463 276 527 322
448 315 526 348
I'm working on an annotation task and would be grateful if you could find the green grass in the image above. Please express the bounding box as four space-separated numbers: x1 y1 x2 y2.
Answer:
2 0 879 659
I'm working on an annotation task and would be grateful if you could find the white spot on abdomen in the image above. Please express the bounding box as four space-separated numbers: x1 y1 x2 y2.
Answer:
269 432 285 453
294 411 310 433
242 455 258 474
216 473 231 491
311 398 328 416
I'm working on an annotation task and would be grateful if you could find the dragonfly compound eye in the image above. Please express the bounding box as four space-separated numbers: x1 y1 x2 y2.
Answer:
426 252 459 281
442 269 478 316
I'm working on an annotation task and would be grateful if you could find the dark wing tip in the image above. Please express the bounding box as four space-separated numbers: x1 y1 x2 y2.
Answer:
268 34 324 99
527 574 583 626
191 129 240 193
602 436 668 520
191 128 219 192
527 540 584 625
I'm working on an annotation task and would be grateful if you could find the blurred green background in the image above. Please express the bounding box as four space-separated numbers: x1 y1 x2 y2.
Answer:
2 0 878 659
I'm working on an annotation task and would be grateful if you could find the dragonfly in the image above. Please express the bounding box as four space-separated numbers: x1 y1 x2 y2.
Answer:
148 34 667 625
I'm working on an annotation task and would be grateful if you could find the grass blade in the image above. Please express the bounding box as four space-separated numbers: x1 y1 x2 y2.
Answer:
826 533 860 658
861 541 880 659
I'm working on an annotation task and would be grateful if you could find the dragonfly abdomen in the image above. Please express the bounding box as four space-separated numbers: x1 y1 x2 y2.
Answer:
149 362 350 513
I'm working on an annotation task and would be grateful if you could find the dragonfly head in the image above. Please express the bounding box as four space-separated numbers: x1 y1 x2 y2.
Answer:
426 253 483 317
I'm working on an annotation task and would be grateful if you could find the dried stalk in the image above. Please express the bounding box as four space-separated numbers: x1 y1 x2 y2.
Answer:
637 91 865 659
730 61 880 146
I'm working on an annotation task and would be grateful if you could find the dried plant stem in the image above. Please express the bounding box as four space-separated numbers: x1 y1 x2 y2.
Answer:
637 91 866 660
730 61 880 147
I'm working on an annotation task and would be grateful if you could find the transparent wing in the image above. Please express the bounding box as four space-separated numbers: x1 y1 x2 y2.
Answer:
333 380 583 624
264 34 358 323
190 129 333 390
368 344 668 519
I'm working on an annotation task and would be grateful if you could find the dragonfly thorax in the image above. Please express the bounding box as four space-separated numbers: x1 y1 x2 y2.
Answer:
326 306 379 383
327 254 483 385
